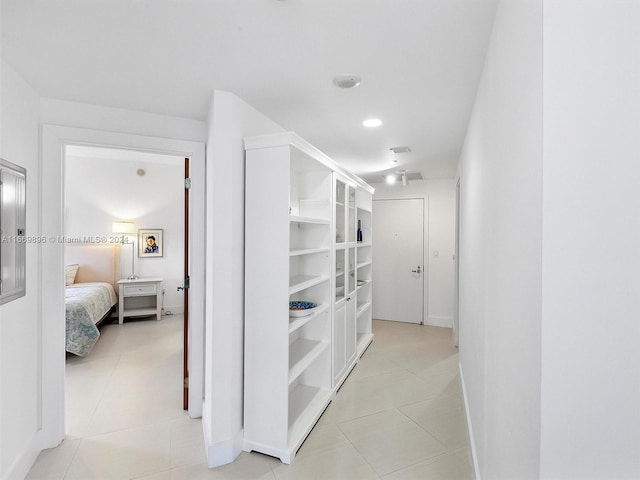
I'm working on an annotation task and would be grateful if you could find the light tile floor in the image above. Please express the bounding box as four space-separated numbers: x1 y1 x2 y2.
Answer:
27 317 471 479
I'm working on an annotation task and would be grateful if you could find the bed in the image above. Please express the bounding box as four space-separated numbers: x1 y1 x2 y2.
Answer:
65 282 117 355
65 244 120 356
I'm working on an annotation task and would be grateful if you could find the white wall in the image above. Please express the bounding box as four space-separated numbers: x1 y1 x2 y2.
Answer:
0 61 43 480
540 2 640 478
457 1 542 479
373 179 456 328
203 91 284 467
65 154 185 311
40 98 207 143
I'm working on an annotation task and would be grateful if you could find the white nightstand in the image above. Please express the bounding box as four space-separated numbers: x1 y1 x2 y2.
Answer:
117 278 163 324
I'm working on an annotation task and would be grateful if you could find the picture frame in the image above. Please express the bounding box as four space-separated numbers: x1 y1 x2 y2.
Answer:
138 229 163 257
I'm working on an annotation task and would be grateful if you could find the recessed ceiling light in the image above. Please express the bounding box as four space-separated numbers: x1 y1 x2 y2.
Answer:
385 174 397 184
333 74 362 89
363 118 382 128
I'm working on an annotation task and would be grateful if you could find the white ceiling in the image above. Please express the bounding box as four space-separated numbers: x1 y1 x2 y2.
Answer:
1 0 498 181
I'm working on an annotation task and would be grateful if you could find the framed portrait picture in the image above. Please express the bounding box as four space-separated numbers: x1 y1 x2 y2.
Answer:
138 229 163 257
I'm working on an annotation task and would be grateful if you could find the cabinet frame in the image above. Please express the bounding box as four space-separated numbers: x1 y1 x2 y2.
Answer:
243 132 374 464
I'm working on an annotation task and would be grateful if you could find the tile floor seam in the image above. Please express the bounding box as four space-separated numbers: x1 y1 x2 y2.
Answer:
50 438 81 480
82 353 124 435
393 396 452 456
60 437 84 480
375 453 439 478
337 426 385 480
333 403 389 424
378 450 461 480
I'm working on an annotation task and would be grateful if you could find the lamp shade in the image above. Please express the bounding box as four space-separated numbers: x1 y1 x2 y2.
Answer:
112 221 135 235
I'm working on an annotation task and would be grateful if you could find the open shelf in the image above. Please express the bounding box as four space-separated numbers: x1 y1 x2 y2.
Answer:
288 339 329 385
356 301 371 317
288 384 332 450
290 247 330 257
357 261 371 268
297 199 331 220
121 307 158 317
289 304 329 334
289 275 329 295
289 215 330 225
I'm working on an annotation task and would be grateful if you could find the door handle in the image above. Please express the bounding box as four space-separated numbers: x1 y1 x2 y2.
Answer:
411 266 422 274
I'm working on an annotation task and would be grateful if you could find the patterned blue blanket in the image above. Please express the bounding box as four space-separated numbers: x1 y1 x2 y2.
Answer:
65 282 117 356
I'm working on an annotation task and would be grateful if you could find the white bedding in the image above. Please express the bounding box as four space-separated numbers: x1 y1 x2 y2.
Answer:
65 282 117 355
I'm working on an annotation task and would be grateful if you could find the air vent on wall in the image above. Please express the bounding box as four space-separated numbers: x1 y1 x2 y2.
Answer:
389 146 411 154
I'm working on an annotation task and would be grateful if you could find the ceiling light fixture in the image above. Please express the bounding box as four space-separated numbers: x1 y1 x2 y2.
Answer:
333 73 362 89
382 170 422 186
363 118 382 128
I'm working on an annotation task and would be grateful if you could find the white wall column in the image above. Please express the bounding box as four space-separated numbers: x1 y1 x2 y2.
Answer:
202 90 284 467
540 2 640 478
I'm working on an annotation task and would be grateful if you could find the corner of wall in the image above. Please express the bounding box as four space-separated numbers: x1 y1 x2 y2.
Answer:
458 363 481 480
201 404 243 468
202 90 286 468
426 315 452 328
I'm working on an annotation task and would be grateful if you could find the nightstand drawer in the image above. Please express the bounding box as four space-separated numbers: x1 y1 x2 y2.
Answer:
123 284 157 296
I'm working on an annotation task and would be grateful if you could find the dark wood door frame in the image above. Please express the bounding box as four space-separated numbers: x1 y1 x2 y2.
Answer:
183 158 190 410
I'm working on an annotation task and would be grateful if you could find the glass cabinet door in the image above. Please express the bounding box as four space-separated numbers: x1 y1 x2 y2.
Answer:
348 185 356 243
348 247 356 295
336 248 346 301
335 179 346 244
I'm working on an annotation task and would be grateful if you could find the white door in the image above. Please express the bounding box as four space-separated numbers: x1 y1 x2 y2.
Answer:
372 198 424 324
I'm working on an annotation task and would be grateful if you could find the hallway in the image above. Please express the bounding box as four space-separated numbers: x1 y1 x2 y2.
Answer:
27 318 469 479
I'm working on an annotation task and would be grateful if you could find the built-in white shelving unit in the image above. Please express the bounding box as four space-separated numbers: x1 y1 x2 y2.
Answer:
244 132 373 464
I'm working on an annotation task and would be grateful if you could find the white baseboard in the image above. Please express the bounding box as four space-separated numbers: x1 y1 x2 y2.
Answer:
201 402 243 468
459 363 481 480
426 315 452 328
4 433 40 480
162 305 184 316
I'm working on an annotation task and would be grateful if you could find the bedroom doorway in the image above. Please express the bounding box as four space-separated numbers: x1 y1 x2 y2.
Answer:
63 145 194 436
40 125 205 452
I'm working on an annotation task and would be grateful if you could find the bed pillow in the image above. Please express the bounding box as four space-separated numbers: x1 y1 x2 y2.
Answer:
65 264 79 286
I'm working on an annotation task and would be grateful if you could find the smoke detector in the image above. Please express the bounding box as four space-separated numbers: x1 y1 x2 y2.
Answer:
333 74 362 89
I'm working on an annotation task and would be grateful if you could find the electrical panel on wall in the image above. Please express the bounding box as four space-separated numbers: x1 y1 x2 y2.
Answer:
0 158 27 305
